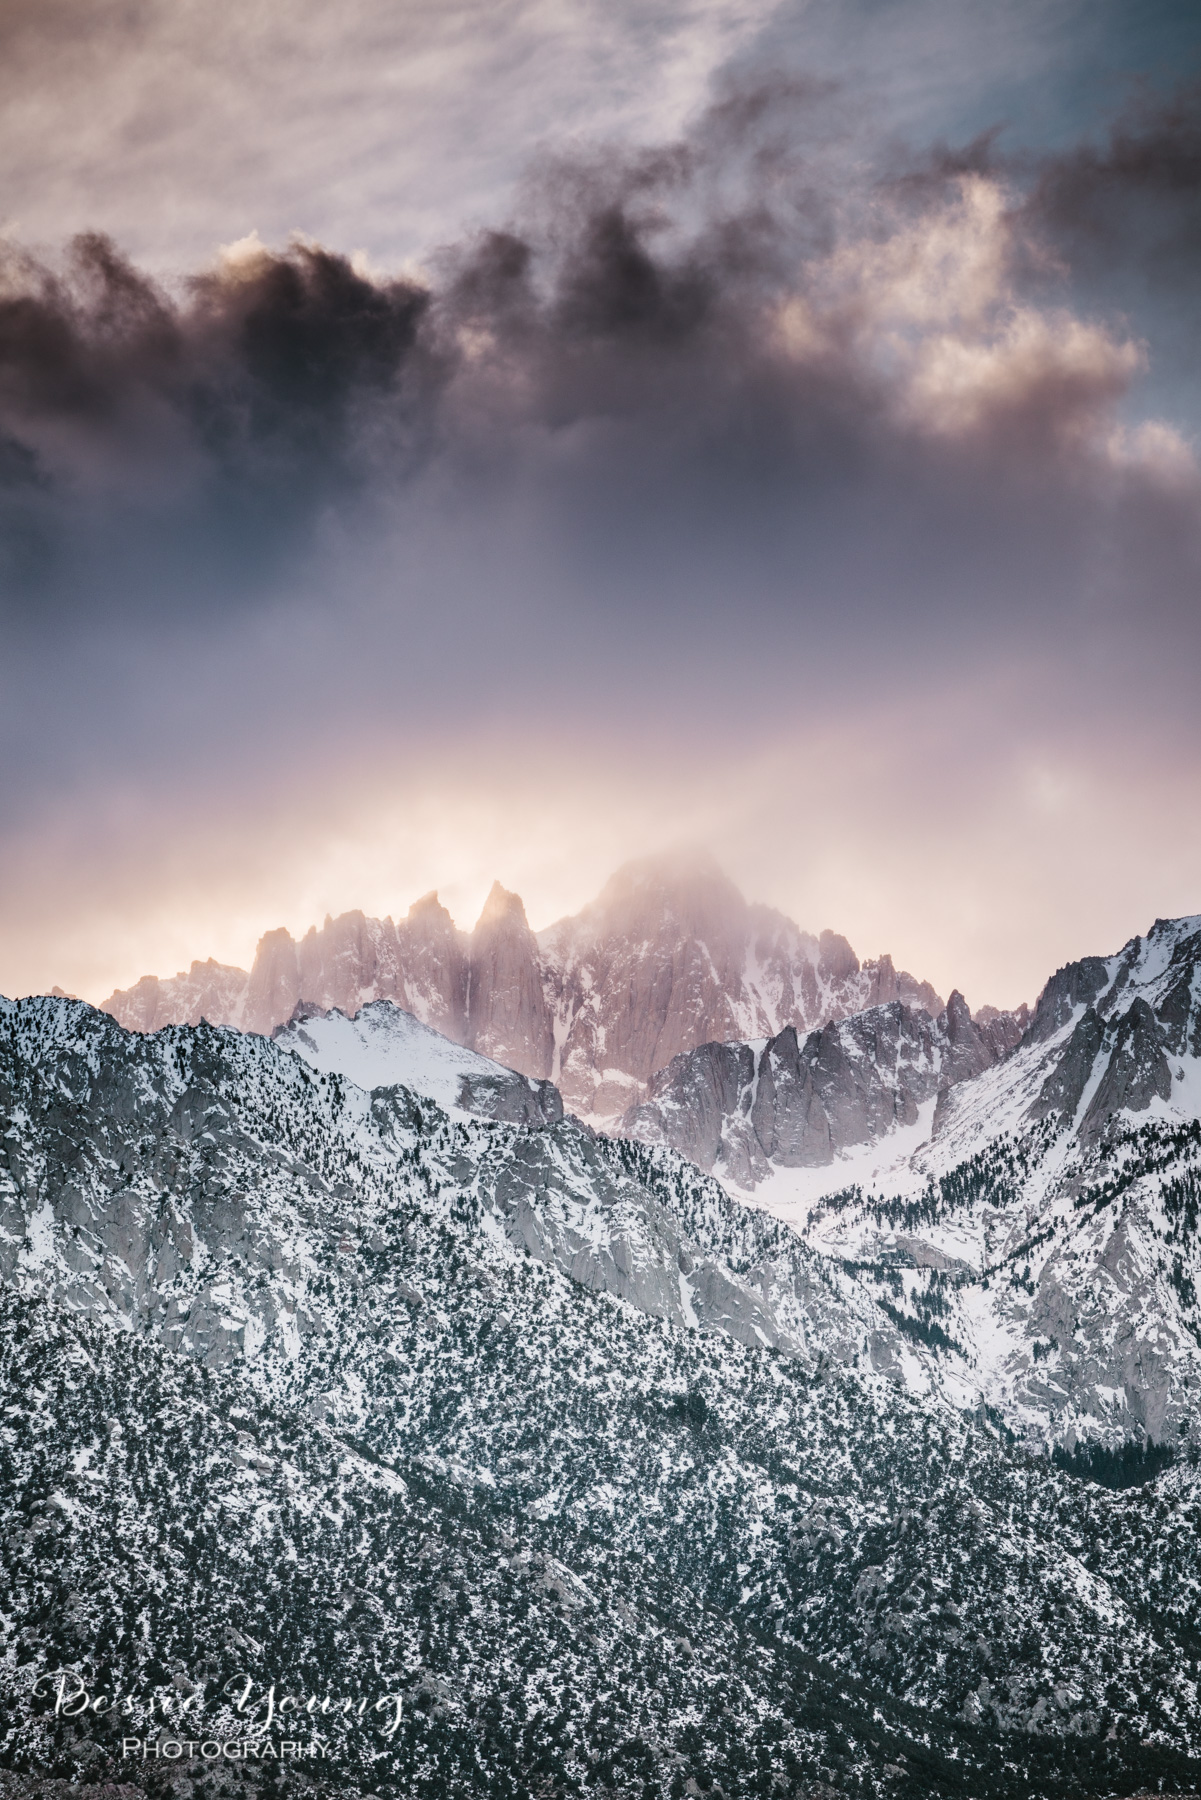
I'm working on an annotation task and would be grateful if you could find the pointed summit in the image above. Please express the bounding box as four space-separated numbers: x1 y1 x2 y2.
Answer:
468 881 553 1079
474 880 530 932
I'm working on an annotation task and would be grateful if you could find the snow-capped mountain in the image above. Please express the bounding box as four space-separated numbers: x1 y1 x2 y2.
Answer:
99 854 950 1125
273 998 564 1127
534 855 946 1121
625 915 1201 1452
0 994 924 1370
2 994 1200 1800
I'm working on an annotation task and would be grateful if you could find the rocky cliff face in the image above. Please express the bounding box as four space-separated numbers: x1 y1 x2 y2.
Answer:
101 853 948 1121
397 889 470 1037
622 989 1023 1185
467 882 555 1077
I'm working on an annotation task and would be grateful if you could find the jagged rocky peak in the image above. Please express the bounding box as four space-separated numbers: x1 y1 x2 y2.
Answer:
536 851 758 1111
397 889 469 1038
1029 915 1201 1044
97 855 951 1123
244 924 302 1033
622 987 1008 1186
1027 954 1112 1045
974 1000 1032 1056
468 882 555 1080
536 850 950 1120
818 926 858 985
477 879 530 928
627 922 1187 1196
1015 913 1201 1139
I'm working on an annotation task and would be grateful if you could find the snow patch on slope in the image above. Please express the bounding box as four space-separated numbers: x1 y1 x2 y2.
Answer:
275 1000 533 1118
728 1099 939 1231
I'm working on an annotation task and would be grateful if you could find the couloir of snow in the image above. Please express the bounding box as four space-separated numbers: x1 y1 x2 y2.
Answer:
274 999 536 1118
727 1099 939 1231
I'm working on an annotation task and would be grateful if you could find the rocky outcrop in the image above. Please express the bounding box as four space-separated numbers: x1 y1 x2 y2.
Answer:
99 854 952 1123
973 1001 1031 1058
468 883 555 1079
623 991 1010 1182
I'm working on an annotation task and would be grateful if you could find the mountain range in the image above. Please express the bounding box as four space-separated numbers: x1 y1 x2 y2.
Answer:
100 854 949 1124
623 911 1201 1453
4 860 1201 1799
2 990 1201 1800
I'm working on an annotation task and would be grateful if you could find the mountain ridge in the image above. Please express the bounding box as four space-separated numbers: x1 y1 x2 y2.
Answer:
1 991 1200 1798
96 855 960 1125
622 913 1201 1453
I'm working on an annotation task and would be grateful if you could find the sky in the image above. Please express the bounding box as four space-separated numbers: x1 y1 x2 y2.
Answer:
1 0 1200 1012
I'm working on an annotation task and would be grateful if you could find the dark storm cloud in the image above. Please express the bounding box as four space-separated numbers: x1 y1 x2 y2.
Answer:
0 231 432 606
0 72 1197 680
1026 82 1201 270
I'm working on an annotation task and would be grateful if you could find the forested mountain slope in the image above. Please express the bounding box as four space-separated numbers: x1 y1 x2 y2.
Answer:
1 998 1199 1798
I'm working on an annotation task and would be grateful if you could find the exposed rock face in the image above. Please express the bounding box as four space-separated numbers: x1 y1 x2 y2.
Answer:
295 908 406 1020
397 889 469 1039
624 991 1009 1184
467 882 555 1078
1082 996 1174 1132
102 854 950 1121
245 924 305 1031
1026 955 1111 1043
1031 1007 1106 1123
